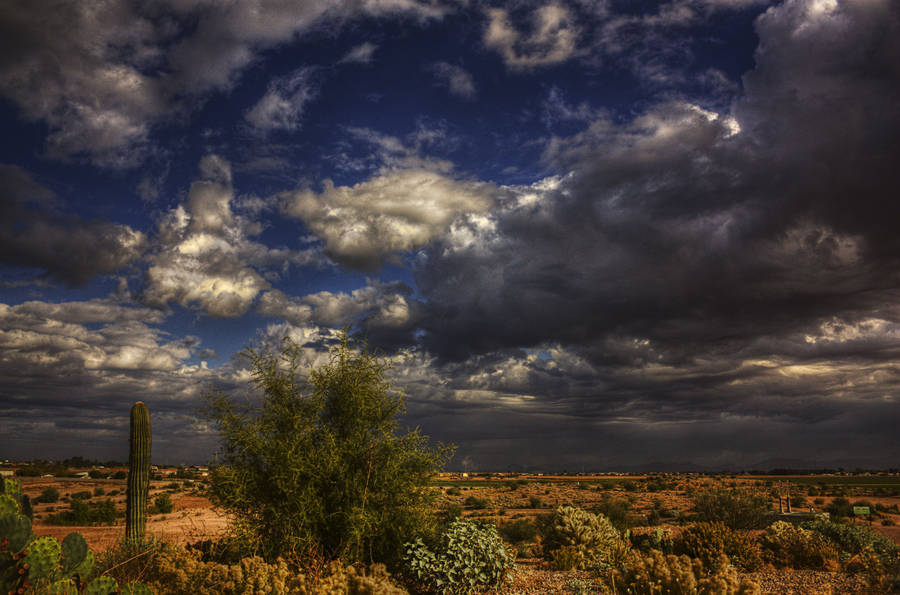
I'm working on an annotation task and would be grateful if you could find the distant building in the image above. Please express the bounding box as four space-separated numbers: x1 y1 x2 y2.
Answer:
0 470 14 478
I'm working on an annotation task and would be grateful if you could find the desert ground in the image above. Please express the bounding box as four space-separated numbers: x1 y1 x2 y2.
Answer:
16 471 900 594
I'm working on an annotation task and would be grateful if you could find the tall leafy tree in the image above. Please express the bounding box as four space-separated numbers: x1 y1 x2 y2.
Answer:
203 332 453 565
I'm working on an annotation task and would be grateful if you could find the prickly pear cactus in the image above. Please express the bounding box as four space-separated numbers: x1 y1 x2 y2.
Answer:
84 575 118 595
126 401 151 546
0 495 17 517
0 512 34 553
60 533 88 575
0 476 151 594
23 535 61 580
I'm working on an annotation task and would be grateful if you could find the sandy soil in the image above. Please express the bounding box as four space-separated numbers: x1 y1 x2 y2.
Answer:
21 477 230 551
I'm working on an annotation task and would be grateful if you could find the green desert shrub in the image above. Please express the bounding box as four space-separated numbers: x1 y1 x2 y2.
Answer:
151 493 174 514
463 495 491 509
804 519 898 559
46 498 116 526
542 505 624 570
692 488 771 530
203 332 453 566
36 487 59 503
403 519 515 595
676 521 762 571
630 527 675 555
759 521 838 569
593 495 633 532
609 550 760 595
826 497 854 518
499 518 538 544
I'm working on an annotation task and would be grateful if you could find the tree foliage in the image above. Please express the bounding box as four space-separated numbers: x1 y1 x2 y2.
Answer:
203 332 453 566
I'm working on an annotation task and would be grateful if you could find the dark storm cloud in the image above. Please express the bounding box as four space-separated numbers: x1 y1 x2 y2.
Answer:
0 165 146 286
383 0 900 465
419 0 900 360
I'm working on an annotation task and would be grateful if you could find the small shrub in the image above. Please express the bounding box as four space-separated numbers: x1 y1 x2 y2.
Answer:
593 495 632 532
759 521 838 569
631 527 674 555
36 486 60 503
692 488 771 530
826 497 854 518
89 469 105 479
676 521 762 571
446 486 461 497
463 495 491 509
71 490 93 500
499 518 538 544
439 501 464 524
404 519 515 595
529 496 543 508
610 550 760 594
152 493 174 514
94 487 105 497
542 505 624 570
46 498 117 526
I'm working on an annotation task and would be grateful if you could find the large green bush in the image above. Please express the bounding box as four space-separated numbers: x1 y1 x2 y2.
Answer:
204 333 453 565
541 505 624 570
403 519 515 595
692 488 771 530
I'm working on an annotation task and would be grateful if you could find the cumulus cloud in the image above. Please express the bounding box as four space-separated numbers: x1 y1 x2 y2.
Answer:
245 67 318 132
484 4 581 69
258 280 423 347
0 164 146 286
142 155 320 316
282 168 494 271
430 62 477 99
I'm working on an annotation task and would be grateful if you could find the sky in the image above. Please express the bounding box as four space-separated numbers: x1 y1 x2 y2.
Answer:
1 0 899 471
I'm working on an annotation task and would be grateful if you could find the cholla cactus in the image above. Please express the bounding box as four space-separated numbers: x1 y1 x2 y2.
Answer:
611 550 760 595
543 505 623 570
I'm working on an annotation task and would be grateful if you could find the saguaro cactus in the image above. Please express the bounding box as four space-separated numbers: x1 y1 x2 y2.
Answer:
125 401 151 545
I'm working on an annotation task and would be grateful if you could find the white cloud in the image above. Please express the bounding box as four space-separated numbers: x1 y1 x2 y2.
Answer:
340 42 378 64
282 168 494 270
143 155 320 316
484 5 581 70
431 62 477 99
259 281 419 330
245 68 318 132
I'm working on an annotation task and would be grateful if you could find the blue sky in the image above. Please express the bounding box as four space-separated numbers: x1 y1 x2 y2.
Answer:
2 0 899 470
